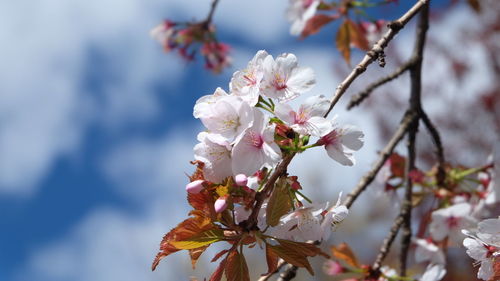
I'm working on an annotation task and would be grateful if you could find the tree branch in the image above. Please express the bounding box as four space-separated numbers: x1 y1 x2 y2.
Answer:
344 110 418 209
347 61 412 110
204 0 221 27
323 0 429 117
419 109 446 186
240 153 295 231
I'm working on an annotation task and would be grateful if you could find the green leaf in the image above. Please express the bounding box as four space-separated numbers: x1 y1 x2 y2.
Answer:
266 177 293 227
171 229 224 250
225 250 250 281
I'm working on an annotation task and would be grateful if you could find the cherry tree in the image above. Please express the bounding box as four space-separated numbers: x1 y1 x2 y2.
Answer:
149 0 499 280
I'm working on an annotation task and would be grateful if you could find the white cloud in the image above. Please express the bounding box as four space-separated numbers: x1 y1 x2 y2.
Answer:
101 125 200 201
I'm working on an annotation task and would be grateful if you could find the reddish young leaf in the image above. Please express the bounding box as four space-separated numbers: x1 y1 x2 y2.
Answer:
301 14 337 38
347 20 369 51
211 249 230 263
265 243 279 275
170 228 225 250
330 243 360 268
266 177 293 227
336 20 352 65
189 246 209 269
225 250 250 281
275 238 329 258
209 258 227 281
389 153 406 178
267 244 314 274
152 211 214 271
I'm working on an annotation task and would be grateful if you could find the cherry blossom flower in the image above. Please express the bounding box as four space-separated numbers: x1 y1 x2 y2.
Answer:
230 50 269 106
379 266 397 281
274 95 332 136
317 118 364 166
429 203 476 244
359 20 387 47
462 218 500 280
231 110 281 176
286 0 320 36
323 260 344 276
198 95 255 141
320 193 349 241
413 238 446 264
194 132 233 183
201 42 232 73
419 263 446 281
150 20 177 52
271 202 328 241
193 87 230 119
261 53 316 102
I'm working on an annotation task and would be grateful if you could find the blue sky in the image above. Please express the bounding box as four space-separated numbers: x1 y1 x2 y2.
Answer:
0 1 491 280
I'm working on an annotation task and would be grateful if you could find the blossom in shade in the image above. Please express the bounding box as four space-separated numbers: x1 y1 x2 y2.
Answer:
186 180 205 194
419 263 446 281
323 260 344 276
274 95 332 136
413 238 445 264
462 217 500 280
320 193 349 241
429 202 476 244
201 42 231 73
286 0 320 36
198 95 255 141
230 50 269 106
231 110 281 176
261 53 316 102
193 132 233 183
150 20 177 51
317 118 364 166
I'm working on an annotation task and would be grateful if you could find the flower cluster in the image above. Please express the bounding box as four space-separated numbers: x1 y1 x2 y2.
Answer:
150 20 231 73
152 50 364 280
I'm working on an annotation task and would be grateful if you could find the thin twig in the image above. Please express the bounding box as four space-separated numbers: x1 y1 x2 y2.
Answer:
347 61 412 110
344 110 418 209
204 0 221 26
372 209 405 271
419 109 445 186
399 2 428 275
241 153 295 231
323 0 429 117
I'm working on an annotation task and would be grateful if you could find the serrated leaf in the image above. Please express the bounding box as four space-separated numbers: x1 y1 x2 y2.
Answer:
301 14 337 38
152 211 214 271
189 246 209 269
209 258 226 281
265 244 279 275
267 244 314 275
171 229 224 249
336 20 351 65
275 239 329 258
266 177 293 227
225 250 250 281
211 249 229 263
330 243 359 268
347 20 369 51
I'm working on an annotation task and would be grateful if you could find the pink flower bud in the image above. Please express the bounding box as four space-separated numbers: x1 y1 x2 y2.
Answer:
323 260 344 276
235 174 248 186
214 197 228 213
186 180 204 194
